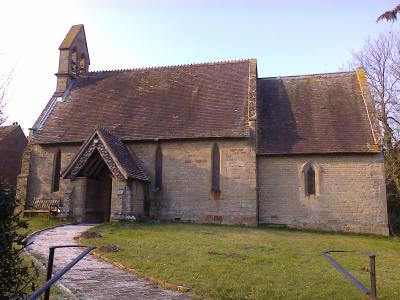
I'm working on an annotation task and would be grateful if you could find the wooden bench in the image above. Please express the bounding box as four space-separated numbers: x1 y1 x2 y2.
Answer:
23 198 61 218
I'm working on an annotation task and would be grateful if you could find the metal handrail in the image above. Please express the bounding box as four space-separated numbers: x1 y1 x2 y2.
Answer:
28 245 96 300
320 249 377 300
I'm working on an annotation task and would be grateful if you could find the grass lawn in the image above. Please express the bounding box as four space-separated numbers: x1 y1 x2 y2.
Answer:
82 221 400 300
24 217 67 233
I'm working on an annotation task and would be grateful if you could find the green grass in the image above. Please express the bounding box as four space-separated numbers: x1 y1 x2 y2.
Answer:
23 217 67 233
81 221 400 300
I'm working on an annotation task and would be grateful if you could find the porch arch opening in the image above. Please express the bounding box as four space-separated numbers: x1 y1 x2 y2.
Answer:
77 150 112 223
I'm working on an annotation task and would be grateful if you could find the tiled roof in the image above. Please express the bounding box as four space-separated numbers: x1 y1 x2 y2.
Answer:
257 71 380 154
0 125 17 141
97 128 149 181
62 128 149 181
0 125 27 188
33 60 254 144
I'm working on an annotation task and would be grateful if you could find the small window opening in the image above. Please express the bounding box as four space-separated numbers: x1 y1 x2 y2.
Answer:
52 150 61 192
71 48 78 75
211 143 220 192
155 145 162 191
79 54 86 74
305 166 316 196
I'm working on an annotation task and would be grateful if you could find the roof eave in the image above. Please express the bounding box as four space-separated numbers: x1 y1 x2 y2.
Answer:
257 149 382 156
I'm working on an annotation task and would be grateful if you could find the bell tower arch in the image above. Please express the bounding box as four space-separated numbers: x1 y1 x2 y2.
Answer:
54 24 90 97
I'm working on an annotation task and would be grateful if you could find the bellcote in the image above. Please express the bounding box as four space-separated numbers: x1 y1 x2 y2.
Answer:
54 24 90 97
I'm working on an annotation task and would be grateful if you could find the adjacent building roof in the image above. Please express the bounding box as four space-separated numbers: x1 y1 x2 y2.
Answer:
257 71 380 154
62 128 149 181
33 60 254 144
0 125 17 141
0 124 27 149
0 124 27 188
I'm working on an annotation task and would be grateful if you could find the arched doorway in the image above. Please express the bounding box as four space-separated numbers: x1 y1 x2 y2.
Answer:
77 150 112 223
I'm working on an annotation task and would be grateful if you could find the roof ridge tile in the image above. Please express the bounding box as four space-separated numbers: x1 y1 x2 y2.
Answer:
259 70 356 81
87 58 252 75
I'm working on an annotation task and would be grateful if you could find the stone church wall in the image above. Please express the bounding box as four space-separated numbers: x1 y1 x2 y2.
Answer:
257 154 389 235
20 143 80 206
19 138 257 226
128 139 258 226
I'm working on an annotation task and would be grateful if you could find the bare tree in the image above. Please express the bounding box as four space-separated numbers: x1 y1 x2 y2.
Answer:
351 31 400 234
0 69 12 125
377 4 400 22
352 32 400 143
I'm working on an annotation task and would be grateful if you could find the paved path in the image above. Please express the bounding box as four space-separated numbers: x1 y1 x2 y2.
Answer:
27 225 192 300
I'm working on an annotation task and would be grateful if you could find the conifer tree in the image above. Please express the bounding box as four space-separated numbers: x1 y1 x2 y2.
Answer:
0 181 34 298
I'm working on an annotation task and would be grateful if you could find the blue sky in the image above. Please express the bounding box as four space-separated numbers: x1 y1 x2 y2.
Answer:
0 0 398 131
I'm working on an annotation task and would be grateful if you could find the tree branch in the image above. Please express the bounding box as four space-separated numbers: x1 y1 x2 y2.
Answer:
377 4 400 22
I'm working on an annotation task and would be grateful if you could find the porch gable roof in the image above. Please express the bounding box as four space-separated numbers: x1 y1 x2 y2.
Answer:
62 127 149 181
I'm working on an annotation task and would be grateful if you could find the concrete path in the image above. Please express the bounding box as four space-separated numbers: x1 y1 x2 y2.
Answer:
26 225 192 300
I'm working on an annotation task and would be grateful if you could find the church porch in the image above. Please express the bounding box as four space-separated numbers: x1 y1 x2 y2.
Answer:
62 128 150 223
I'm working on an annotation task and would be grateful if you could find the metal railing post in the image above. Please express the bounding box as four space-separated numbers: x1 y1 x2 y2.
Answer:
369 254 377 300
44 247 55 300
28 245 96 300
320 250 378 299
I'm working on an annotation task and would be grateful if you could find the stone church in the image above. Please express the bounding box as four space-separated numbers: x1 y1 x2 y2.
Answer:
17 25 389 235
